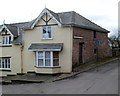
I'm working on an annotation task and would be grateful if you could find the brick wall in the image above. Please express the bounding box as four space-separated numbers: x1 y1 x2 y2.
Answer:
72 27 112 68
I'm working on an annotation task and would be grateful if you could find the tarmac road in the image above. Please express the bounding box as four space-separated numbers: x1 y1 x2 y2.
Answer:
1 60 119 94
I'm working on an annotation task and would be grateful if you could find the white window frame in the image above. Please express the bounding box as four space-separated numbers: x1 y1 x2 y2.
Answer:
2 35 11 46
36 51 59 67
41 26 52 40
0 58 11 70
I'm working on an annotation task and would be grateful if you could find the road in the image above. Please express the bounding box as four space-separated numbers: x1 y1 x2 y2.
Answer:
1 60 119 94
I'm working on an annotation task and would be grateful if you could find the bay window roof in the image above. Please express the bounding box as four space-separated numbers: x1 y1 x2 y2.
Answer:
28 43 63 51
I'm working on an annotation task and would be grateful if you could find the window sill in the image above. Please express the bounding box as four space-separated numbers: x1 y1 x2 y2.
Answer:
35 66 61 68
42 38 53 40
0 45 12 47
0 69 11 71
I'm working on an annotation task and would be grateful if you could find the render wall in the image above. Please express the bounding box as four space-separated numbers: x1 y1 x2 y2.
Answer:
0 45 21 76
22 17 73 73
0 31 22 76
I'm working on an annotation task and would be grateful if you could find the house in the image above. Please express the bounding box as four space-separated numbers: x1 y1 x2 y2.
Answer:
0 8 111 76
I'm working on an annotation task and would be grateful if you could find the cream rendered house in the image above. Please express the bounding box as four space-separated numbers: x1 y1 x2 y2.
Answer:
0 8 110 76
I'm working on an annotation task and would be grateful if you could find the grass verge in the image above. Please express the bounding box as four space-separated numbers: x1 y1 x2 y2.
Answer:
73 56 119 72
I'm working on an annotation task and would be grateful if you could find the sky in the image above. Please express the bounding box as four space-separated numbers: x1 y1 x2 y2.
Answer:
0 0 119 36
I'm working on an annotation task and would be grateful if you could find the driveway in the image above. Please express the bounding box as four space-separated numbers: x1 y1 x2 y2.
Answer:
1 60 119 94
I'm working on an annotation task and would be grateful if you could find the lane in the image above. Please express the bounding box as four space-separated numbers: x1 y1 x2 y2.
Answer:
2 60 118 94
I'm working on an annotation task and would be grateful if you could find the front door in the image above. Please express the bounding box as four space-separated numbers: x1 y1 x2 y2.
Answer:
79 43 84 64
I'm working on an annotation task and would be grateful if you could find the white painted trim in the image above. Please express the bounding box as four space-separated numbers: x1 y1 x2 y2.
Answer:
0 68 11 70
46 10 61 26
29 49 62 51
36 52 38 67
17 27 20 36
58 52 60 66
74 36 84 39
0 24 14 37
35 66 61 68
43 51 45 67
40 27 43 39
31 8 62 29
51 51 53 67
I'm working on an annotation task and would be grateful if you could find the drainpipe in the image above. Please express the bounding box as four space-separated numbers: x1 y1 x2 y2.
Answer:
20 44 24 74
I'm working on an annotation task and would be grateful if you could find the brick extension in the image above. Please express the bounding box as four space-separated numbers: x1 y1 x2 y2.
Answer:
72 27 112 68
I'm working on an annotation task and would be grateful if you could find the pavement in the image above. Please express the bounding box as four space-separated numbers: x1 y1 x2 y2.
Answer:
1 73 61 85
1 57 118 94
0 57 119 85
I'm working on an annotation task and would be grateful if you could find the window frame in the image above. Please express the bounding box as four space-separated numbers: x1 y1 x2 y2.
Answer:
41 26 53 40
2 35 12 46
36 51 59 67
0 57 11 70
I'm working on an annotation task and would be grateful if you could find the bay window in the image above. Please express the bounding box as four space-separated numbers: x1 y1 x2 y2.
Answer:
36 51 59 67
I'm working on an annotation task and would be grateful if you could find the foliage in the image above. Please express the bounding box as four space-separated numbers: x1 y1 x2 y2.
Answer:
109 33 120 48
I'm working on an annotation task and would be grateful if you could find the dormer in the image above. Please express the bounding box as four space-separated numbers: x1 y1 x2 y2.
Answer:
0 24 18 47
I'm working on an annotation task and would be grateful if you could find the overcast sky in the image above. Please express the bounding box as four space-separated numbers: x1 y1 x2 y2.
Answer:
0 0 118 36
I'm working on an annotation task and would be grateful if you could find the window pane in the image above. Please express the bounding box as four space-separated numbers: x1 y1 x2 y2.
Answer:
2 59 4 68
38 52 43 59
48 27 51 38
6 36 8 44
53 59 59 66
38 59 43 66
48 27 51 31
9 36 11 44
2 37 5 44
48 31 51 38
43 27 46 33
5 59 7 68
45 51 50 58
45 51 51 66
53 52 59 66
42 27 48 38
45 59 51 66
8 59 10 68
53 52 59 58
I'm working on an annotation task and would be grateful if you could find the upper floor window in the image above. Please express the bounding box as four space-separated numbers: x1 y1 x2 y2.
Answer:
42 26 52 39
2 35 11 46
93 31 96 38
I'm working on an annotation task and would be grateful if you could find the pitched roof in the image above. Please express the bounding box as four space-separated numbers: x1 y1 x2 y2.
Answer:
5 24 18 36
58 11 109 32
31 8 109 33
0 8 109 44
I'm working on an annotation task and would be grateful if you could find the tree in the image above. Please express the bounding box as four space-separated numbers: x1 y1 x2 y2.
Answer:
109 32 120 48
109 33 120 57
